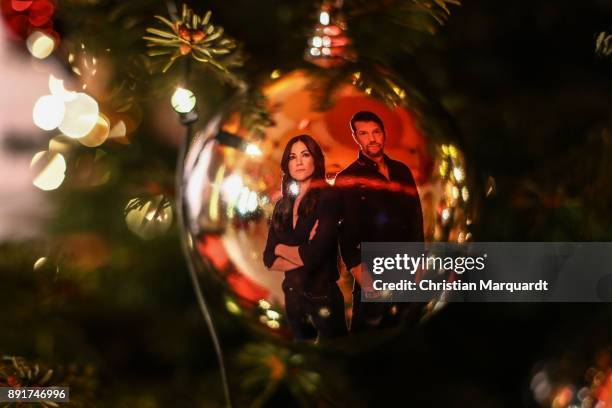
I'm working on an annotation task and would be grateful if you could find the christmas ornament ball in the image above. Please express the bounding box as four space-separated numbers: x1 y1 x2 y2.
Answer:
179 67 477 341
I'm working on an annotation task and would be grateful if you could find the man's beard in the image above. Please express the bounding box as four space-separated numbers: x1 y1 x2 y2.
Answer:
365 144 383 157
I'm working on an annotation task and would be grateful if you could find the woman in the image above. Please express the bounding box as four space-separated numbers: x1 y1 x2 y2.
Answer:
263 134 348 341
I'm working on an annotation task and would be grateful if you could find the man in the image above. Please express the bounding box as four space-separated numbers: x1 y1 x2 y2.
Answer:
335 111 424 333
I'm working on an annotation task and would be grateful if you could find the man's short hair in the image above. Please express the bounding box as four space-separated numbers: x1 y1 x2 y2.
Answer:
350 111 385 134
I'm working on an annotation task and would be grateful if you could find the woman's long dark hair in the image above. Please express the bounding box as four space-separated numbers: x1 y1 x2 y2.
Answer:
272 134 326 233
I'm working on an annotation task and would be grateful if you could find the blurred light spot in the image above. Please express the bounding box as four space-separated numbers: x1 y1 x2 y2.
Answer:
26 31 55 59
270 69 281 79
33 257 47 271
266 310 280 320
319 11 330 25
530 370 552 404
318 307 330 318
451 185 460 200
108 120 128 143
552 386 573 408
258 299 271 310
12 0 33 11
48 74 77 102
171 87 196 113
221 174 243 204
59 92 99 138
30 150 66 191
310 47 321 56
288 181 299 197
461 186 470 202
439 161 448 177
453 167 465 183
448 144 458 158
247 191 258 212
312 36 322 47
33 95 65 130
225 299 241 315
322 36 331 47
237 187 250 214
441 208 451 224
124 195 173 240
486 176 496 197
259 315 268 324
48 134 74 157
237 188 258 215
244 143 262 156
77 113 109 147
298 118 310 130
322 47 331 56
266 320 280 329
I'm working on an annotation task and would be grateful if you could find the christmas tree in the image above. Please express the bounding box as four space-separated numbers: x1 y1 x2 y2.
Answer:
1 0 612 406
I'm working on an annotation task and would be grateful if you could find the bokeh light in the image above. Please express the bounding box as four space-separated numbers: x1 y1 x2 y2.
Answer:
77 113 110 147
30 150 66 191
59 92 99 138
26 30 55 59
171 87 196 114
124 195 173 240
48 74 77 102
32 94 65 130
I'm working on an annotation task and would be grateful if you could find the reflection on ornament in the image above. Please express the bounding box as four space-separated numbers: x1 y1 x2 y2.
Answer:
462 186 470 202
30 150 66 191
26 30 54 59
32 95 65 130
171 87 196 113
180 68 476 343
453 166 465 183
77 113 110 147
220 174 244 205
59 93 99 138
124 195 173 240
244 143 262 156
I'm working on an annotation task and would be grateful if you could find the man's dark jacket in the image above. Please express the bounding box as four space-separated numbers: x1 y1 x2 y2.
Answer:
335 151 424 272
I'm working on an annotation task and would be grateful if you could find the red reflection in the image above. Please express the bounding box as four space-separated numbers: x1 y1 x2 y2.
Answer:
197 234 270 306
